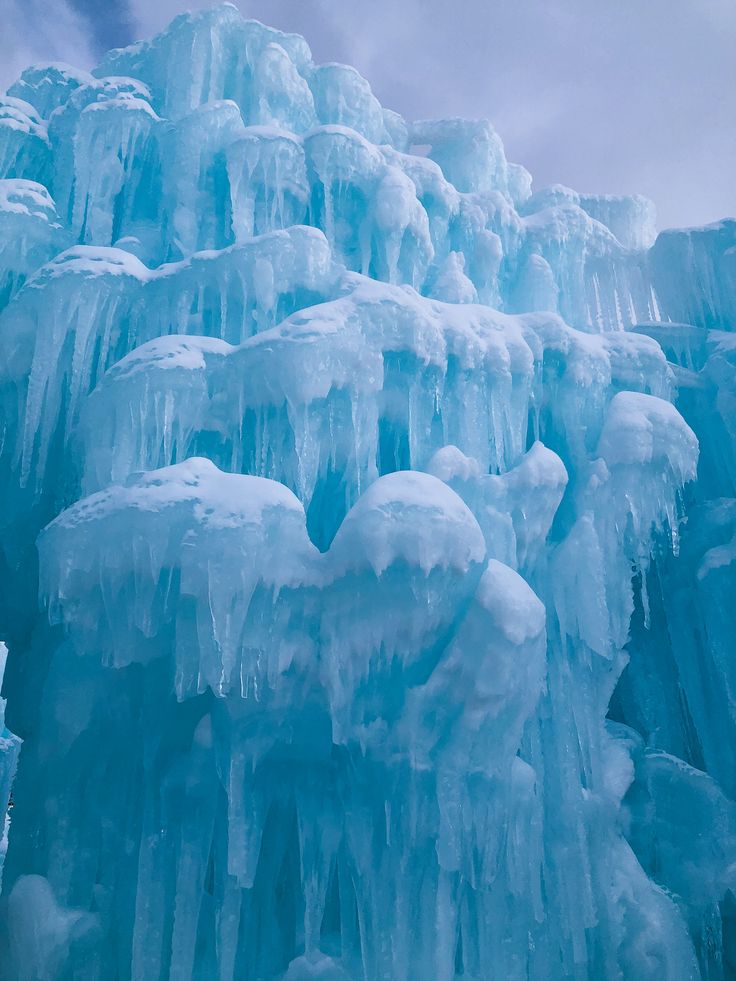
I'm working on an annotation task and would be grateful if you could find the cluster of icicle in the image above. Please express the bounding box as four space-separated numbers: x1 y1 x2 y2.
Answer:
0 6 735 980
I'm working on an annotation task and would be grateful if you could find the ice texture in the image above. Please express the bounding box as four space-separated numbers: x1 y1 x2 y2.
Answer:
0 5 732 980
0 644 20 889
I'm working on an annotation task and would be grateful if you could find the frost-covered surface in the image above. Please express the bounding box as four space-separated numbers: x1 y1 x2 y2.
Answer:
0 5 733 980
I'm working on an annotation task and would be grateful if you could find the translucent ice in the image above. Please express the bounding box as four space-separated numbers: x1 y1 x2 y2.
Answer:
0 96 51 187
7 63 94 119
0 643 20 888
0 5 731 980
0 180 67 309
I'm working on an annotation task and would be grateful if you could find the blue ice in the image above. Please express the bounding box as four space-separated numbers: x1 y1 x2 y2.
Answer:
0 5 734 979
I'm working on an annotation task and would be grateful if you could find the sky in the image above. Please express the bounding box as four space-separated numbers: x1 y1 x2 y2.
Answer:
2 0 734 230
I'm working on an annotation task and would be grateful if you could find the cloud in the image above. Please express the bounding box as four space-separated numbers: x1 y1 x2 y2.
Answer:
0 0 98 89
66 0 136 55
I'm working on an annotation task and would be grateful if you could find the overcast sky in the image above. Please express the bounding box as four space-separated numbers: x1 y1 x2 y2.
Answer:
3 0 734 230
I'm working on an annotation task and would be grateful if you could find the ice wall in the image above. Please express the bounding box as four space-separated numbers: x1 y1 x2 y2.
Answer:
0 5 733 980
0 644 20 892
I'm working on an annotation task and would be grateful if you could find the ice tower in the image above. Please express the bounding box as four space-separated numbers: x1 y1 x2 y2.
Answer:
0 5 735 979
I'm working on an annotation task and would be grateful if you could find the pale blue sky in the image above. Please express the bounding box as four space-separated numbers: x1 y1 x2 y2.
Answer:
3 0 734 230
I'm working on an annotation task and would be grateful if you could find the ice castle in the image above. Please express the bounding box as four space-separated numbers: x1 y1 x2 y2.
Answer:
0 5 735 979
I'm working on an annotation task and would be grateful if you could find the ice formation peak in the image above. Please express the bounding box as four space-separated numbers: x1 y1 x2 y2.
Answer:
0 5 734 980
